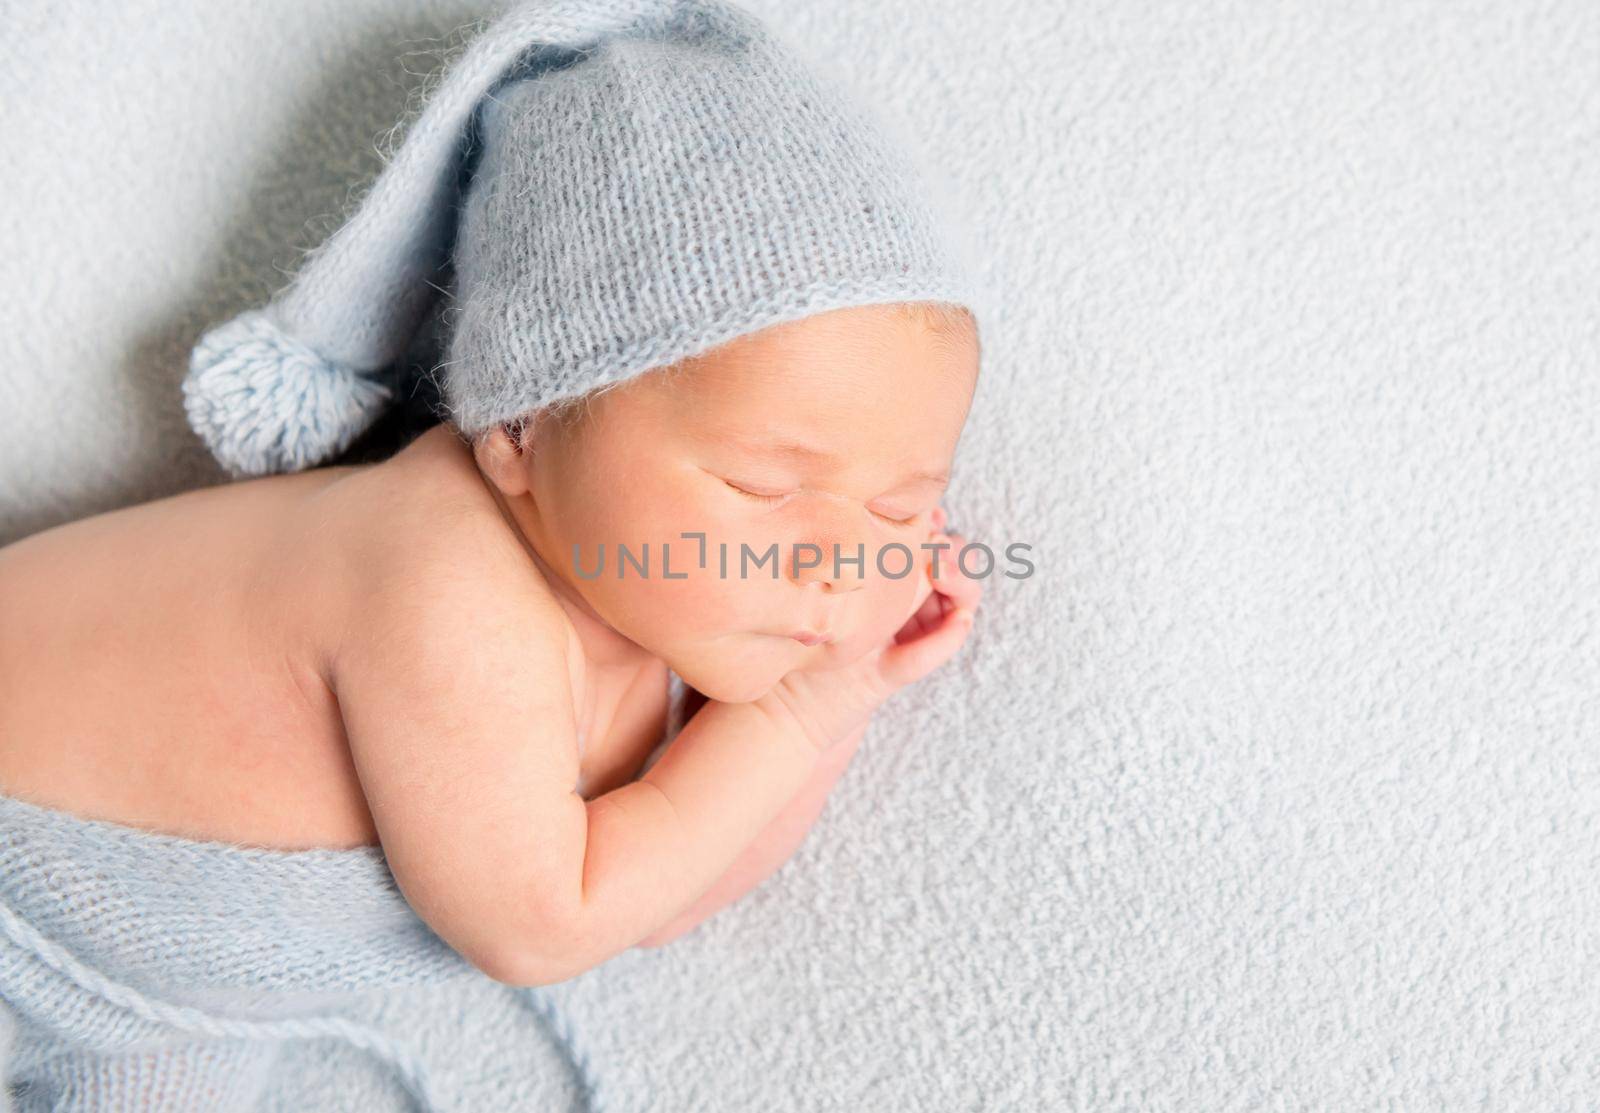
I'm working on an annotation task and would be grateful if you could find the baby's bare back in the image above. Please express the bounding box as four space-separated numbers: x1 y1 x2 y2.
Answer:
0 457 382 847
0 425 664 851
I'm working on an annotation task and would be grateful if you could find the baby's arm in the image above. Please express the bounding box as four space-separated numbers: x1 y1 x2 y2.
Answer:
635 717 867 948
330 545 827 987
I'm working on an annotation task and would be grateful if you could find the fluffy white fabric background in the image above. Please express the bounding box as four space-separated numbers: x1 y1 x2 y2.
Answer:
3 0 1598 1109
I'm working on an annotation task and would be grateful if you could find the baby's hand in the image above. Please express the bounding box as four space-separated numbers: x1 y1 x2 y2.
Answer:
762 505 982 750
898 506 982 653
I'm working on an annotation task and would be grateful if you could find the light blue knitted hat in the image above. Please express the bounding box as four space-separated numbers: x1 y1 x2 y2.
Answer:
183 0 992 478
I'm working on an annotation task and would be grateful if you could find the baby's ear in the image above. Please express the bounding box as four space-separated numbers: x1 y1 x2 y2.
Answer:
472 422 532 497
503 418 526 452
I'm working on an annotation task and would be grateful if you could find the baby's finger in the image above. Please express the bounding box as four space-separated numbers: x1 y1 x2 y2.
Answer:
928 534 981 609
893 582 943 645
926 532 960 582
878 600 975 689
940 540 984 610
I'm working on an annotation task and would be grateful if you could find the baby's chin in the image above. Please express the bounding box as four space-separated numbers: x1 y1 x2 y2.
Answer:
667 662 781 705
664 630 866 705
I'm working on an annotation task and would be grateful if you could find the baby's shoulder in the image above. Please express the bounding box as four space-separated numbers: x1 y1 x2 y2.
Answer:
343 424 500 540
324 424 570 644
313 429 582 725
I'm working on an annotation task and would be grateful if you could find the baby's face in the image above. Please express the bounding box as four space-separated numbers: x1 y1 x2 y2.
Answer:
502 303 977 703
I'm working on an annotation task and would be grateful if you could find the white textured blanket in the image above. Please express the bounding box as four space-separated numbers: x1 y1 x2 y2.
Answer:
2 0 1597 1109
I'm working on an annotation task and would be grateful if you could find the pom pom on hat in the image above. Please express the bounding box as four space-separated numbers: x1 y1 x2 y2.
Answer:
180 0 685 478
183 308 396 478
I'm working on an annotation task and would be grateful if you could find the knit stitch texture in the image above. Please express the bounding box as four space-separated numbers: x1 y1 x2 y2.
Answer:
0 675 694 1111
181 0 991 477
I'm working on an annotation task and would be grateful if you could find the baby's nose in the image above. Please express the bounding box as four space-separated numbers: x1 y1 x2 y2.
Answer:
789 531 870 592
800 559 866 593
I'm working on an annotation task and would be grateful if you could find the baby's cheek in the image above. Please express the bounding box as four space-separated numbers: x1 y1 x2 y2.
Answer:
646 570 739 632
853 564 929 645
904 561 935 616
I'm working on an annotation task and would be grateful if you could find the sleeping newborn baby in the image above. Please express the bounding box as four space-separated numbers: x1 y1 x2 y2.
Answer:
0 299 982 985
0 0 991 998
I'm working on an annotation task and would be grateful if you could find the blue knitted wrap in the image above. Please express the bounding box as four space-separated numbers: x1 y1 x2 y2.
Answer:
0 674 696 1111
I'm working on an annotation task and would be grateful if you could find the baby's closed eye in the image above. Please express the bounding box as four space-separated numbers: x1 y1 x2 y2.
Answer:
720 479 924 526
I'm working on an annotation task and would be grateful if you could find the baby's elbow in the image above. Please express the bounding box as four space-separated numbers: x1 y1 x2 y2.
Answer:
456 899 593 988
470 947 566 989
634 916 697 950
468 934 585 988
